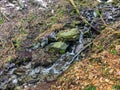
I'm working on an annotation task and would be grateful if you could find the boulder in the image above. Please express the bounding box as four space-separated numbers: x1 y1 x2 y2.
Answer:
56 28 80 41
49 42 69 54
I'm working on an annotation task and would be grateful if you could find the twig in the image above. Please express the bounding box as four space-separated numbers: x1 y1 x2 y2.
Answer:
69 0 100 33
61 42 93 73
79 15 100 34
96 6 107 26
0 12 10 21
72 42 93 61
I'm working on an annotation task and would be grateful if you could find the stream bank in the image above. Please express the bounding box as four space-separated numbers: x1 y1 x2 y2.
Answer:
50 21 120 90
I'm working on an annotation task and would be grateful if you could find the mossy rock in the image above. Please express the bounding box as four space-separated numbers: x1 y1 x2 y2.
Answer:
49 41 69 54
56 28 80 41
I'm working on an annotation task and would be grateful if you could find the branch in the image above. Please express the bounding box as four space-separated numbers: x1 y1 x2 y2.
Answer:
69 0 100 33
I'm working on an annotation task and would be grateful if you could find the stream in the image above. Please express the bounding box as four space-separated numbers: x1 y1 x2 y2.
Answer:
0 0 120 90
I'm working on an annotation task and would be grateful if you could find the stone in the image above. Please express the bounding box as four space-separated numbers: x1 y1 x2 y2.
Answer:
56 28 80 41
12 79 18 84
14 68 25 76
49 42 69 54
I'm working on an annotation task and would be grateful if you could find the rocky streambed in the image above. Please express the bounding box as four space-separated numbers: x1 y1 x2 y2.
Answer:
0 0 120 90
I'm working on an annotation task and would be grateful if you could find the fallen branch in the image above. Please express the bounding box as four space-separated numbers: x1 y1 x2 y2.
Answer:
69 0 100 34
96 6 107 26
72 42 93 61
0 12 10 21
61 42 93 72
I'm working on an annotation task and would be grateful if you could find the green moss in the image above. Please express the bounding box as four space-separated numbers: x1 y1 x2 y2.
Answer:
50 16 58 23
21 28 27 34
71 20 80 27
29 14 35 21
49 49 55 53
60 49 65 54
0 17 3 25
112 85 120 90
84 85 96 90
70 10 76 16
89 57 102 63
103 67 110 75
96 45 104 51
49 42 68 54
101 25 106 30
21 18 26 23
57 28 80 41
94 10 100 17
9 0 14 3
12 39 21 50
58 8 65 16
110 49 118 55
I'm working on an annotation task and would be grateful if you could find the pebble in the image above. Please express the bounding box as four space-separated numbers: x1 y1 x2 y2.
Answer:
12 79 18 84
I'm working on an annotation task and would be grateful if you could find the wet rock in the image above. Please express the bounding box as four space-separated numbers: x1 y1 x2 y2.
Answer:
29 69 37 76
6 63 15 70
41 37 48 47
22 62 31 69
27 79 39 84
48 42 69 54
48 32 57 42
12 79 18 84
14 68 25 76
34 67 41 74
56 28 80 41
18 0 27 9
31 0 47 8
75 44 84 54
32 42 41 50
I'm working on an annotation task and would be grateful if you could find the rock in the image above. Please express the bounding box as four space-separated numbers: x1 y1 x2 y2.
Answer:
48 42 69 54
41 37 48 47
27 79 39 84
48 32 57 42
31 0 47 8
32 42 41 50
14 68 26 76
75 43 84 54
56 28 80 41
12 79 18 84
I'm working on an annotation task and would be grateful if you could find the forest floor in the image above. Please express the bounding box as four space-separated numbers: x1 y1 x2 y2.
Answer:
50 21 120 90
0 0 120 90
